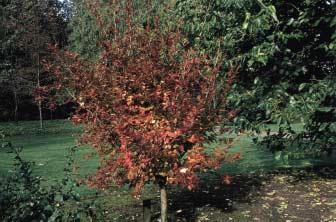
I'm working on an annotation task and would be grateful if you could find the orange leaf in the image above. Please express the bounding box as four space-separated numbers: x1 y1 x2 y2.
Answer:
187 134 200 143
222 175 233 185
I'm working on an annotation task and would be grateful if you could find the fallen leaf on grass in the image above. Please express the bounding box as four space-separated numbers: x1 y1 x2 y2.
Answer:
266 191 276 196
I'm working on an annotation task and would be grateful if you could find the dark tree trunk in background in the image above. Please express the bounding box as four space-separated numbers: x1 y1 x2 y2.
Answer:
13 89 19 122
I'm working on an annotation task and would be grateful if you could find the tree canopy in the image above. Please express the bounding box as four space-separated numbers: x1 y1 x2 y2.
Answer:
174 0 336 156
0 0 68 121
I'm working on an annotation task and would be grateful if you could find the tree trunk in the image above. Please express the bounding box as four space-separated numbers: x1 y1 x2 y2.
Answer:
143 199 152 222
11 48 19 123
160 184 168 222
38 100 43 129
13 89 19 122
37 46 43 130
36 0 43 130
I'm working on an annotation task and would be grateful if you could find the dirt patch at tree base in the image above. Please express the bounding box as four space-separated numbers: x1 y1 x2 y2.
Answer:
188 175 336 222
103 167 336 221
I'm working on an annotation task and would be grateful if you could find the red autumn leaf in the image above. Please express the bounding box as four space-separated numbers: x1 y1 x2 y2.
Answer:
187 134 201 143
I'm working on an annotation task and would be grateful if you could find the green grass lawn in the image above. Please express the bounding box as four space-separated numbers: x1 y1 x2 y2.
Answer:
1 134 99 181
0 120 94 180
1 119 335 181
0 120 285 182
0 119 82 136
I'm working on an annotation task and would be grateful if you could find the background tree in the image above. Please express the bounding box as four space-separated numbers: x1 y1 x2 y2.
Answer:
0 0 68 122
67 0 102 60
67 0 170 60
0 0 31 122
174 0 336 157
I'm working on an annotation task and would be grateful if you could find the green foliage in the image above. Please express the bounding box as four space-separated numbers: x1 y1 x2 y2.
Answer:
0 136 103 221
68 0 170 60
67 0 101 60
174 0 278 68
174 0 336 157
279 79 336 156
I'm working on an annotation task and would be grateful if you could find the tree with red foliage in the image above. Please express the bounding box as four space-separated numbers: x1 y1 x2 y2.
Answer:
48 1 237 221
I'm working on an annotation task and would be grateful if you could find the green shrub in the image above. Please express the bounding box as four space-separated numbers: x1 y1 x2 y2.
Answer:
0 137 103 221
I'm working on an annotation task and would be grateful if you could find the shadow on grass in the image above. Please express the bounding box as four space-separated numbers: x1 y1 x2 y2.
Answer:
150 165 336 222
165 173 268 222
